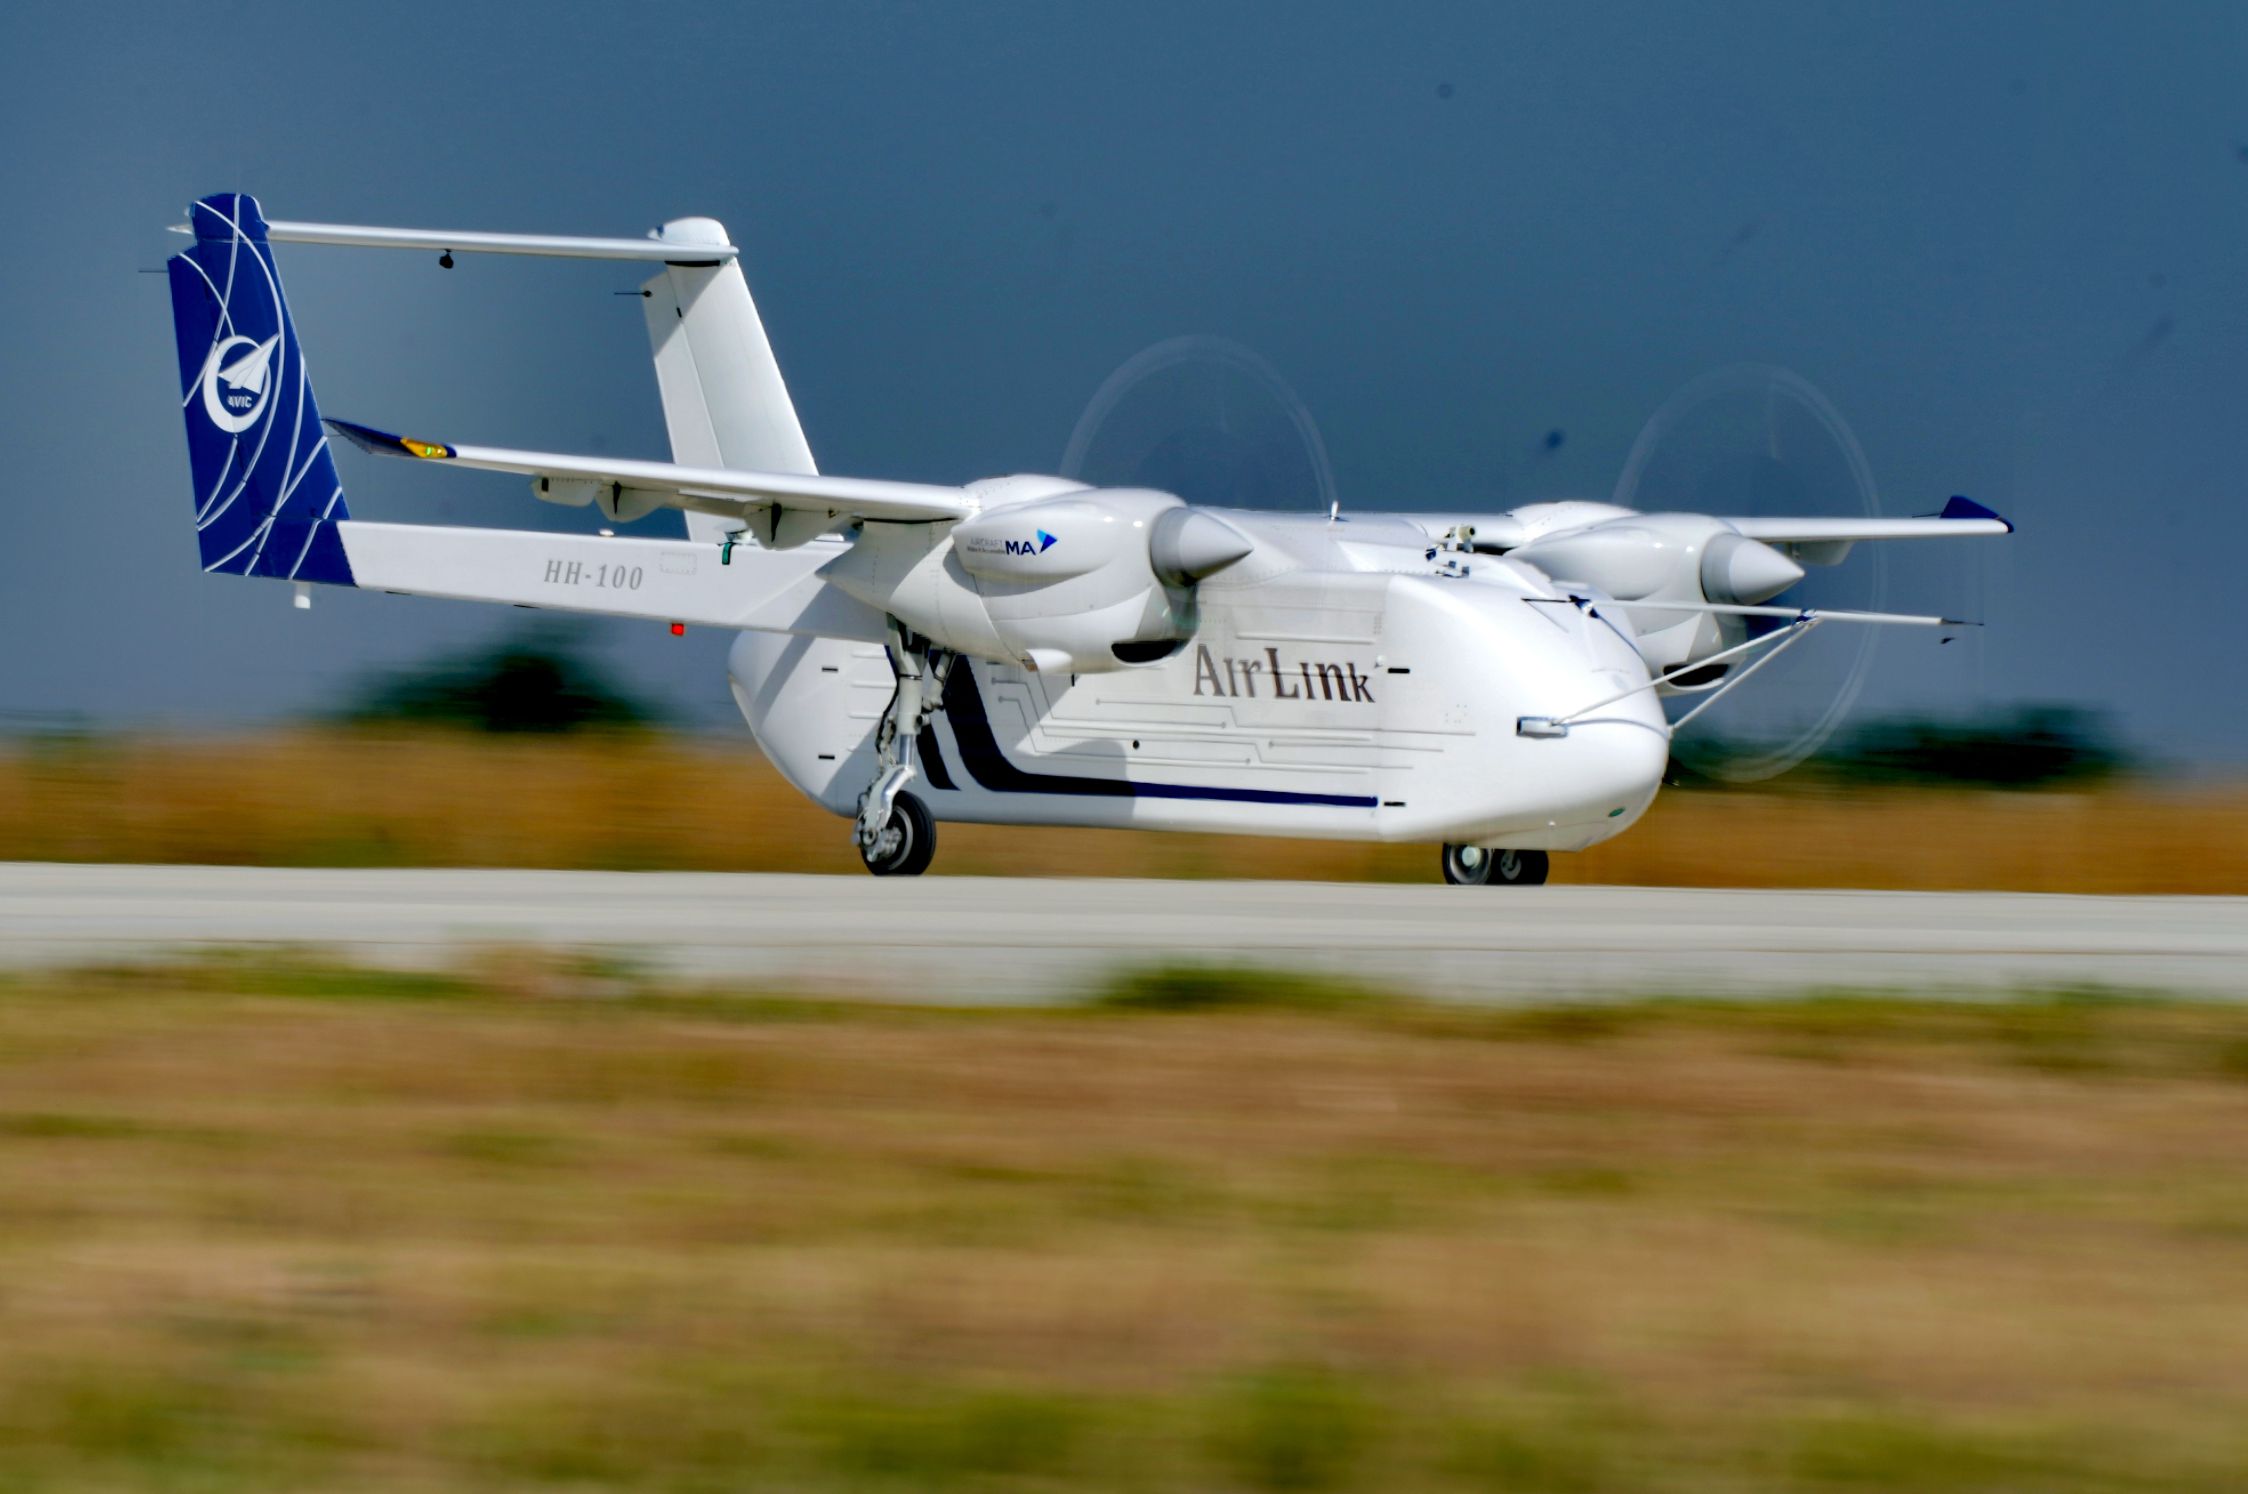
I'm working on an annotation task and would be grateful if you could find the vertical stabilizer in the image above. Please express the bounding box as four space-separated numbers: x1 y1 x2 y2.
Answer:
167 193 354 584
641 218 816 544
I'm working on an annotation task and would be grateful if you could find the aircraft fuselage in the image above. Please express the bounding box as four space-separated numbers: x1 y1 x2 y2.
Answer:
731 510 1669 851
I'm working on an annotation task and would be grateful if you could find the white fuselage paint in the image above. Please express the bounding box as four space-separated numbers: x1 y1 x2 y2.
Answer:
724 509 1668 852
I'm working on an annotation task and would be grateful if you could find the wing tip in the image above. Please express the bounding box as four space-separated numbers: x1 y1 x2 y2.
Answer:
1939 494 2014 532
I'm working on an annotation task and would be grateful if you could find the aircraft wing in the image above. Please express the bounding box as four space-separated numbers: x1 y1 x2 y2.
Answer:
325 419 972 527
1724 495 2013 542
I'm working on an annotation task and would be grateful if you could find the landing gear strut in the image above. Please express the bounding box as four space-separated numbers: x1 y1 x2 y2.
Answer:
1441 844 1549 886
854 625 953 877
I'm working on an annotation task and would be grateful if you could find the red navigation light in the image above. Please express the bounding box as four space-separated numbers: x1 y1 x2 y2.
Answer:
670 622 685 636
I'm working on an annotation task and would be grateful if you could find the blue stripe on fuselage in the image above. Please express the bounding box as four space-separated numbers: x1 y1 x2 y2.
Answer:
934 664 1378 810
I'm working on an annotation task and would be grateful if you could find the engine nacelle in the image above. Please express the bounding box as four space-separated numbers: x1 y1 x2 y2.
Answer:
824 485 1254 675
953 488 1194 672
1509 512 1804 676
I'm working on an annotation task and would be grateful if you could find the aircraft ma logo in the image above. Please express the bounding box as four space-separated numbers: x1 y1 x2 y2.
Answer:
199 333 280 435
963 529 1058 561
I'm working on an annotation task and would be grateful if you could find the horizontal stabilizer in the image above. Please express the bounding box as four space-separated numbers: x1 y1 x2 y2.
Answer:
172 217 737 263
325 419 972 531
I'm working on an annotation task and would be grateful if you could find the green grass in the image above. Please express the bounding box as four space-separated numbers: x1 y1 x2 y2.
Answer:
1090 961 1395 1013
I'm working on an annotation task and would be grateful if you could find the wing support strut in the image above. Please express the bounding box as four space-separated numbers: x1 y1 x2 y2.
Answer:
1519 614 1824 739
1663 617 1823 732
1516 597 1977 740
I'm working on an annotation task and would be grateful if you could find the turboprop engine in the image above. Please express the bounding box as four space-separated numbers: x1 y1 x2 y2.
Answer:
824 484 1255 675
1508 513 1805 678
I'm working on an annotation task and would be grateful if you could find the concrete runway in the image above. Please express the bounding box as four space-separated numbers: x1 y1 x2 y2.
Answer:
1 862 2242 1001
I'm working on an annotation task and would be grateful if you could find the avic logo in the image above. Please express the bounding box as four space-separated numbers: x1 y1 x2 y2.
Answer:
1004 529 1058 557
198 332 280 435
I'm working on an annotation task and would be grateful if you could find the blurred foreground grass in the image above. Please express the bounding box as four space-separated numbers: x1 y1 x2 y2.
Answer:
5 955 2248 1489
4 729 2245 889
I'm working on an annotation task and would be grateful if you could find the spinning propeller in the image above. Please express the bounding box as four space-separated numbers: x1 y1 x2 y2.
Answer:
1612 366 1888 782
1061 336 1337 513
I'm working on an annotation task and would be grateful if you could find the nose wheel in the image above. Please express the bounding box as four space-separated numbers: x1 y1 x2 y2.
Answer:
1441 844 1549 886
859 790 936 877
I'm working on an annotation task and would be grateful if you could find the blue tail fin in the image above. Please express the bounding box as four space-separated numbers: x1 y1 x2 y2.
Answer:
167 193 355 584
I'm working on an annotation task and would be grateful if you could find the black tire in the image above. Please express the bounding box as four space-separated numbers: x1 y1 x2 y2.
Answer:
1441 844 1549 886
1492 848 1548 885
860 791 936 877
895 793 938 876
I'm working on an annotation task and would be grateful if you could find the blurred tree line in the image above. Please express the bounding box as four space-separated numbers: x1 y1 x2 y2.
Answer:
1820 705 2127 788
1676 705 2128 789
336 630 659 734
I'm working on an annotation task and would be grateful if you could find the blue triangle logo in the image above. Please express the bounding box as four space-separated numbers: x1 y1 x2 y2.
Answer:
1036 530 1057 552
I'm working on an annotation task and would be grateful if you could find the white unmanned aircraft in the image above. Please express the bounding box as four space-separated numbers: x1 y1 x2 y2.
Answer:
166 193 2011 884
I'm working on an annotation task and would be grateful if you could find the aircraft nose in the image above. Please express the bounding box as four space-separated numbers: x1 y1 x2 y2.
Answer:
1563 719 1669 819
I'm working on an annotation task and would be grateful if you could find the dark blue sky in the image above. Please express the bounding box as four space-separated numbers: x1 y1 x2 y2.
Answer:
4 1 2244 761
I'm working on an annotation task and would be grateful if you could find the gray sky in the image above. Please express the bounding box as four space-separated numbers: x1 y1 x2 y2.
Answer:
4 1 2245 761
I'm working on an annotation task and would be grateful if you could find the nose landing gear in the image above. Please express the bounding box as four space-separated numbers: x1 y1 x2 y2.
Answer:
1441 844 1549 886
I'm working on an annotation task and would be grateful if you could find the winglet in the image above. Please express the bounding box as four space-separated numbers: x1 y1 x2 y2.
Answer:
1936 495 2014 531
326 418 455 461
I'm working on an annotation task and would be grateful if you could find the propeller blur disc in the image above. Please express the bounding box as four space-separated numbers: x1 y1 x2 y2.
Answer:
1061 336 1337 513
1613 365 1888 782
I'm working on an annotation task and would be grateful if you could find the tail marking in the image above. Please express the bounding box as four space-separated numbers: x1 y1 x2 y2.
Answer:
166 192 355 585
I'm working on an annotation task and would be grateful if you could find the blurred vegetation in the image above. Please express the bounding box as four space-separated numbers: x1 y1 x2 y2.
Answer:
5 956 2248 1489
0 639 2218 891
0 729 2242 889
1678 703 2129 789
1094 962 1394 1014
1823 704 2128 787
334 629 660 734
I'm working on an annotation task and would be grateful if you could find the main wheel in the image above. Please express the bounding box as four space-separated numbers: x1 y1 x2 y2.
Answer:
1440 844 1549 886
859 791 936 877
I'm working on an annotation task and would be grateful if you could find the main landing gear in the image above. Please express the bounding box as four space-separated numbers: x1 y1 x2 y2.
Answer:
859 790 936 877
1441 844 1550 886
854 627 954 877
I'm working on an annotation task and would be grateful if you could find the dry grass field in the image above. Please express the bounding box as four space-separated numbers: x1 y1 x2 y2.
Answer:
3 729 2244 890
4 958 2248 1490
